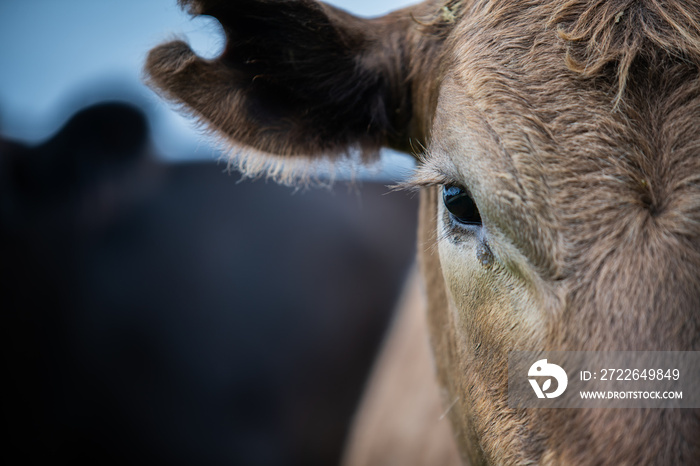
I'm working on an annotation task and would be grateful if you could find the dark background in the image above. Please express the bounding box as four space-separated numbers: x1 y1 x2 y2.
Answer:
1 101 418 466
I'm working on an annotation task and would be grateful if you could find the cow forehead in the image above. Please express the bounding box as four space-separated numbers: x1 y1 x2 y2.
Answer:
429 2 700 280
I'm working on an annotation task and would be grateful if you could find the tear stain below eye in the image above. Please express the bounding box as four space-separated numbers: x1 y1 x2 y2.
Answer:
477 241 494 268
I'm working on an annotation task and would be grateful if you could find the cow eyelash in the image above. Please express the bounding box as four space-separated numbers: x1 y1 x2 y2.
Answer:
394 160 457 192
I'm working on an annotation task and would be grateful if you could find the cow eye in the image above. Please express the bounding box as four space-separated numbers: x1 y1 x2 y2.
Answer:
443 185 482 225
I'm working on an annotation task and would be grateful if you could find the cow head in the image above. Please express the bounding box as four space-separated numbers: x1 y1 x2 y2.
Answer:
146 0 700 464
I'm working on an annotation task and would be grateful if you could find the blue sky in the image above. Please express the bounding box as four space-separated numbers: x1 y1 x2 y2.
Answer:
0 0 416 167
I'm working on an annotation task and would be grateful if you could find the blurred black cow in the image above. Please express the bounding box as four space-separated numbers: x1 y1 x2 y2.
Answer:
0 102 417 466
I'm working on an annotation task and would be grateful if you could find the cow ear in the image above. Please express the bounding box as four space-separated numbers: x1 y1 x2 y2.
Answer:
145 0 453 182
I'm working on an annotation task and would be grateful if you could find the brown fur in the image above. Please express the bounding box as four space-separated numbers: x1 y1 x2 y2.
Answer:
146 1 700 464
145 0 449 184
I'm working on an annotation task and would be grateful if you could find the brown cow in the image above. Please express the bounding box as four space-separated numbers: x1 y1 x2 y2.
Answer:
146 0 700 464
